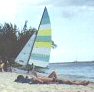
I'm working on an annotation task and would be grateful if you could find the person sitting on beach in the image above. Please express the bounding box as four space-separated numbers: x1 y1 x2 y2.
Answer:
0 60 5 72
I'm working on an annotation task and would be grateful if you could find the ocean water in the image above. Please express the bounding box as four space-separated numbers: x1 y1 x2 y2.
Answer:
47 62 94 82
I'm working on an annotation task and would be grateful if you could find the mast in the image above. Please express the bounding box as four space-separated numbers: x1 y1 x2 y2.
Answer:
26 7 47 66
26 32 36 66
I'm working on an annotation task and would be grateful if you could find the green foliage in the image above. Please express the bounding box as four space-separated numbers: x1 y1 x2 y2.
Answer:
51 40 57 48
0 22 36 62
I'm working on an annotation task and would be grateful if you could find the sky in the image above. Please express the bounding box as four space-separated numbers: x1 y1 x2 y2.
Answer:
0 0 94 63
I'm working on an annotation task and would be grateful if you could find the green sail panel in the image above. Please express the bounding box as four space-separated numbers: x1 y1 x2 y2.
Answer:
29 7 51 67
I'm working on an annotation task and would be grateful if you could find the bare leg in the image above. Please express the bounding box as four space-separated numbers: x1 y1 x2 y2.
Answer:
48 71 57 79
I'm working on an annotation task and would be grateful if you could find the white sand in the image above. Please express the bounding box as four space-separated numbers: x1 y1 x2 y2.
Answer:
0 72 94 92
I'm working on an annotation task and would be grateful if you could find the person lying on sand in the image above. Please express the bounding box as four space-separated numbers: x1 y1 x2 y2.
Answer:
15 71 89 85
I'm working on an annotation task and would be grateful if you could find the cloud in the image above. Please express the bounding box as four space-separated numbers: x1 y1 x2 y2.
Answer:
65 0 94 6
36 0 94 19
38 0 94 6
61 9 75 18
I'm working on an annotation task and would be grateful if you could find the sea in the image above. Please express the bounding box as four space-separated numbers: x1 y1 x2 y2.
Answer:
46 62 94 82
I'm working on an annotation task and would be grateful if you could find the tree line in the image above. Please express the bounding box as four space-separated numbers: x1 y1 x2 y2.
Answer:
0 21 36 62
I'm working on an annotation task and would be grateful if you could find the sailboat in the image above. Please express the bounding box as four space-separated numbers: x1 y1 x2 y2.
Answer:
15 7 52 70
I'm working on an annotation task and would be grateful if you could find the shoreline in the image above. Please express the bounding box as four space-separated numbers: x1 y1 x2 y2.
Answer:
0 72 94 92
50 61 94 64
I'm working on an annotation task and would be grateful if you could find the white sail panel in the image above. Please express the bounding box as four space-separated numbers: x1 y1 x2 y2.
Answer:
29 59 49 67
31 48 51 55
39 24 51 30
15 33 36 65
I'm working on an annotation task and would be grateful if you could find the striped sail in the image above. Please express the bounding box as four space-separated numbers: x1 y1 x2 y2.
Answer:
29 7 52 67
15 32 36 65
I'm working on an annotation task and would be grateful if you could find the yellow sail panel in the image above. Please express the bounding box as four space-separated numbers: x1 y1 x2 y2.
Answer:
35 42 52 48
38 29 51 36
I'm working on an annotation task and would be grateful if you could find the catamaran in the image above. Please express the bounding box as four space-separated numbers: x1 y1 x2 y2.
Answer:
15 7 52 70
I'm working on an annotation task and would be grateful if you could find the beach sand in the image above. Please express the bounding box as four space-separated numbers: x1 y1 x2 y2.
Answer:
0 72 94 92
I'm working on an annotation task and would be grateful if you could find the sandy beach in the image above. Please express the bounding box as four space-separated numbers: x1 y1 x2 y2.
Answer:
0 72 94 92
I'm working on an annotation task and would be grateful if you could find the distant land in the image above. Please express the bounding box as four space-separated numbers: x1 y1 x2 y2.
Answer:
50 61 94 64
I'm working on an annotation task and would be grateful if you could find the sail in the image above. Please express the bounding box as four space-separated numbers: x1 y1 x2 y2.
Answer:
29 7 52 67
15 32 36 65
